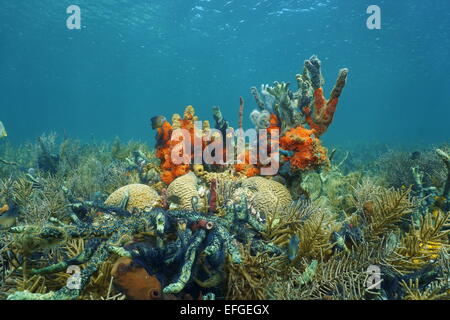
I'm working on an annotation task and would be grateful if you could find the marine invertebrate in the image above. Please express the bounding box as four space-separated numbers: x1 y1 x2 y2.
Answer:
192 164 206 177
376 149 446 191
270 247 374 300
250 55 348 137
0 204 18 229
111 257 162 300
262 200 317 248
436 148 450 201
212 106 230 137
166 172 199 210
5 187 284 300
37 135 60 174
249 109 271 130
7 51 450 302
234 150 260 177
302 56 348 137
153 106 209 185
154 59 344 181
279 125 329 172
111 137 143 161
0 204 9 214
295 205 334 260
104 184 160 212
363 186 419 240
351 181 420 236
245 56 347 180
154 116 189 185
266 81 300 133
240 176 292 220
401 278 449 300
225 244 284 300
388 210 449 273
208 179 217 214
124 149 159 185
250 87 265 110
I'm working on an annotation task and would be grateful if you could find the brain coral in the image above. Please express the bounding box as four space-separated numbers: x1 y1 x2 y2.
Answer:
105 184 160 212
240 177 292 219
167 172 199 210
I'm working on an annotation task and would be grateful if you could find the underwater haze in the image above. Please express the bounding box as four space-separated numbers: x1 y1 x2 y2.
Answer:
2 0 450 303
1 0 449 145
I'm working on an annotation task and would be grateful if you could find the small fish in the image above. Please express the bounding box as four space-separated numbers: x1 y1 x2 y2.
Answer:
0 121 7 138
0 204 9 214
0 203 19 229
287 234 300 262
411 151 421 160
151 116 166 129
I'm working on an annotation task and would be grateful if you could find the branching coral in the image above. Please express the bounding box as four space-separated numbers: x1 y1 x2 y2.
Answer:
365 187 418 239
270 248 374 300
401 278 449 300
225 244 284 300
388 210 449 274
263 200 317 248
351 181 419 240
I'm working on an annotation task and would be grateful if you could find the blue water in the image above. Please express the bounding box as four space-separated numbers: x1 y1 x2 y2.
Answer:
1 0 449 146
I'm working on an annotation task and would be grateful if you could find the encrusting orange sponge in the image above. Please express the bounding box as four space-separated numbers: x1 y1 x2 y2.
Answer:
280 125 328 171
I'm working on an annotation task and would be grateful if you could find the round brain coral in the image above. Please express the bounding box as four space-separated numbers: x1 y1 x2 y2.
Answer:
240 176 292 219
105 184 160 212
166 172 199 210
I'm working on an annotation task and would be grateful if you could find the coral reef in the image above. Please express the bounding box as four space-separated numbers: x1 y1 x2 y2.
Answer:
0 55 449 302
1 137 448 301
